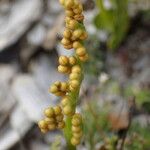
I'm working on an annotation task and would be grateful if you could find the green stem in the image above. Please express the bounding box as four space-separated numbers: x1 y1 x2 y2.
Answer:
63 60 83 150
63 117 76 150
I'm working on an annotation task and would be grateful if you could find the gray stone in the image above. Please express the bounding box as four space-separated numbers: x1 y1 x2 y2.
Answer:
10 106 32 135
0 0 42 51
12 74 52 122
133 114 150 127
48 0 62 14
29 55 65 93
0 128 20 150
30 140 50 150
57 43 74 57
27 24 47 46
0 64 17 112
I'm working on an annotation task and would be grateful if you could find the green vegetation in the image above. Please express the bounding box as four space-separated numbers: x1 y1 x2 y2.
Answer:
94 0 129 50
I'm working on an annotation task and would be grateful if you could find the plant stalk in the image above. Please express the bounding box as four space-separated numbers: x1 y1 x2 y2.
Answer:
63 61 83 150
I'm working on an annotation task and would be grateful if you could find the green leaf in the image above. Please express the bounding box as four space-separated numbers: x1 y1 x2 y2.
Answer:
94 10 115 31
94 0 129 50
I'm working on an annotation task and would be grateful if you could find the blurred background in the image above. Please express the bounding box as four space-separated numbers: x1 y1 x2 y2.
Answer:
0 0 150 150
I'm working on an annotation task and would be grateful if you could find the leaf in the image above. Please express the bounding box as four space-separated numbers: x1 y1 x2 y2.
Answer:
94 0 129 50
94 10 115 32
136 90 150 106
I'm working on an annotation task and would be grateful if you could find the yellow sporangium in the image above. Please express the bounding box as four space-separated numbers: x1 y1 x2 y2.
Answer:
39 106 65 132
49 81 69 96
71 113 83 145
59 55 69 65
69 56 77 66
72 29 83 39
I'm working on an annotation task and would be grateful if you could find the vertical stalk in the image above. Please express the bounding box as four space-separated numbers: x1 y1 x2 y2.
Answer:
63 61 83 150
64 117 76 150
39 1 88 149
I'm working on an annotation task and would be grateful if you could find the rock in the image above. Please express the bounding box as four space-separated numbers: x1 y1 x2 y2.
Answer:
0 128 20 150
134 55 150 72
29 55 65 93
27 24 47 46
107 54 127 82
11 74 53 122
42 14 54 27
0 64 17 83
43 14 64 50
0 106 33 150
10 106 33 135
133 114 150 127
133 67 150 89
57 43 74 56
44 134 66 150
129 0 150 17
12 54 65 122
0 1 11 15
48 0 62 14
0 64 17 112
44 132 61 144
0 0 42 51
0 86 16 113
29 140 50 150
139 38 150 53
84 10 98 35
